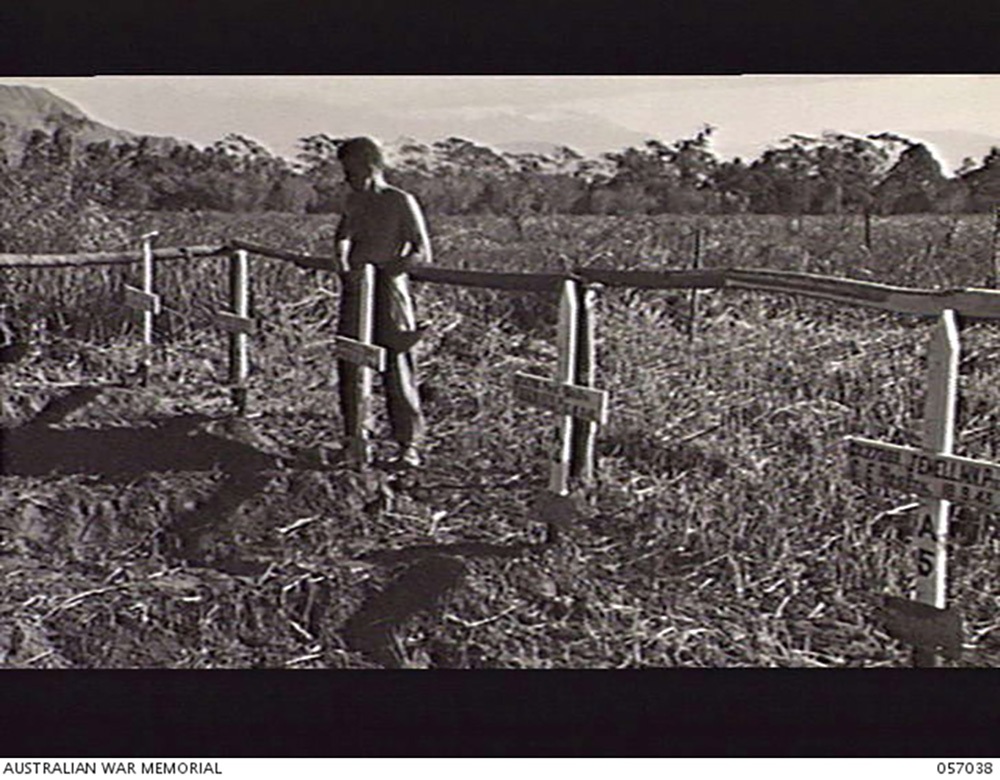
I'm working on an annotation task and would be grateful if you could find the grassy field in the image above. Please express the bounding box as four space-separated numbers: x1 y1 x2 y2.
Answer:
1 210 998 668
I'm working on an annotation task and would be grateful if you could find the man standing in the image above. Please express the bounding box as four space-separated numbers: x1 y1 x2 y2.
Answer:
296 137 430 467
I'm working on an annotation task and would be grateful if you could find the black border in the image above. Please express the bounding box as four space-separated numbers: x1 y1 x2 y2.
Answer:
1 0 997 75
3 670 999 757
2 0 998 762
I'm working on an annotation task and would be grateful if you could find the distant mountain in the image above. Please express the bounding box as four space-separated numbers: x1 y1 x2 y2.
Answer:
0 84 176 165
0 85 614 180
398 107 651 158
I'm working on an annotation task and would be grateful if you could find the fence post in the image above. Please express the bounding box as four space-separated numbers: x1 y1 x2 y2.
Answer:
688 225 702 344
570 283 597 484
991 204 1000 288
549 278 579 495
912 308 959 667
228 248 250 415
138 231 159 385
346 263 377 466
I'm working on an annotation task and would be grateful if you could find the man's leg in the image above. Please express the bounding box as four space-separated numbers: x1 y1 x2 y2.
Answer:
384 348 426 462
374 270 424 463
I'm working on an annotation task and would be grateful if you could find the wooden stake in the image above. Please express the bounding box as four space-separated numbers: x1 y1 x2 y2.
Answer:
912 308 959 667
864 211 873 252
347 264 376 466
138 231 158 386
570 284 597 483
549 278 579 494
228 248 250 414
688 226 702 344
991 204 1000 288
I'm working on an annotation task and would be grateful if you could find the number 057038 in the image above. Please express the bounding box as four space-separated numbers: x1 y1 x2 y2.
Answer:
937 763 993 775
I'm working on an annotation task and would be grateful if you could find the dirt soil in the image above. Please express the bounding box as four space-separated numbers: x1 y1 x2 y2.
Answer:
0 373 567 669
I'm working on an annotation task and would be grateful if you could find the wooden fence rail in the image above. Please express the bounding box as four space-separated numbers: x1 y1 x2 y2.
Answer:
0 245 228 269
576 267 1000 320
5 239 1000 319
230 241 1000 319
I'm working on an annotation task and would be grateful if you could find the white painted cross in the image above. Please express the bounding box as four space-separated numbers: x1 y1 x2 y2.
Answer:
513 279 609 495
843 309 981 665
337 264 387 466
570 284 599 484
214 248 253 414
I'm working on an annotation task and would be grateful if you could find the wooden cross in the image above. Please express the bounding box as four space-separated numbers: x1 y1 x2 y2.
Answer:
335 264 387 466
513 278 609 496
215 248 254 414
843 309 1000 665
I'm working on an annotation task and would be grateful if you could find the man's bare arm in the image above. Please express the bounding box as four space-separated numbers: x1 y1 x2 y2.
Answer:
386 192 432 274
333 201 353 274
336 239 353 274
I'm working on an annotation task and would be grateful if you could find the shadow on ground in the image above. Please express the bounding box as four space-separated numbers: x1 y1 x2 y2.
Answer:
342 554 470 668
343 539 547 668
1 414 276 479
1 386 284 567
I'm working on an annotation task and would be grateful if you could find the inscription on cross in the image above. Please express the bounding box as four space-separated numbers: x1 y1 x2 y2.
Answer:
512 279 610 499
842 309 985 666
846 437 1000 512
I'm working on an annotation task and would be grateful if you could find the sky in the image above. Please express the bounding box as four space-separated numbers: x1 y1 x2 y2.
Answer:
4 75 1000 173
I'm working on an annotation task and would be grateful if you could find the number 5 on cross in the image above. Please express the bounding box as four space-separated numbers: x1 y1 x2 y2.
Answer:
913 308 959 666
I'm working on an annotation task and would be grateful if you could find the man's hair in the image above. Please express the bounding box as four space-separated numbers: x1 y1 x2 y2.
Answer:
337 137 385 168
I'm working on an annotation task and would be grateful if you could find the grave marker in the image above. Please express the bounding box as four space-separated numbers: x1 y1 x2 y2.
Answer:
341 264 381 465
513 279 610 498
570 284 599 483
512 372 609 425
844 309 964 667
226 248 251 414
216 311 257 335
123 285 161 314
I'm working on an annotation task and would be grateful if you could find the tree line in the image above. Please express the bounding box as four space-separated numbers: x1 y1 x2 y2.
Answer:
2 124 998 218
